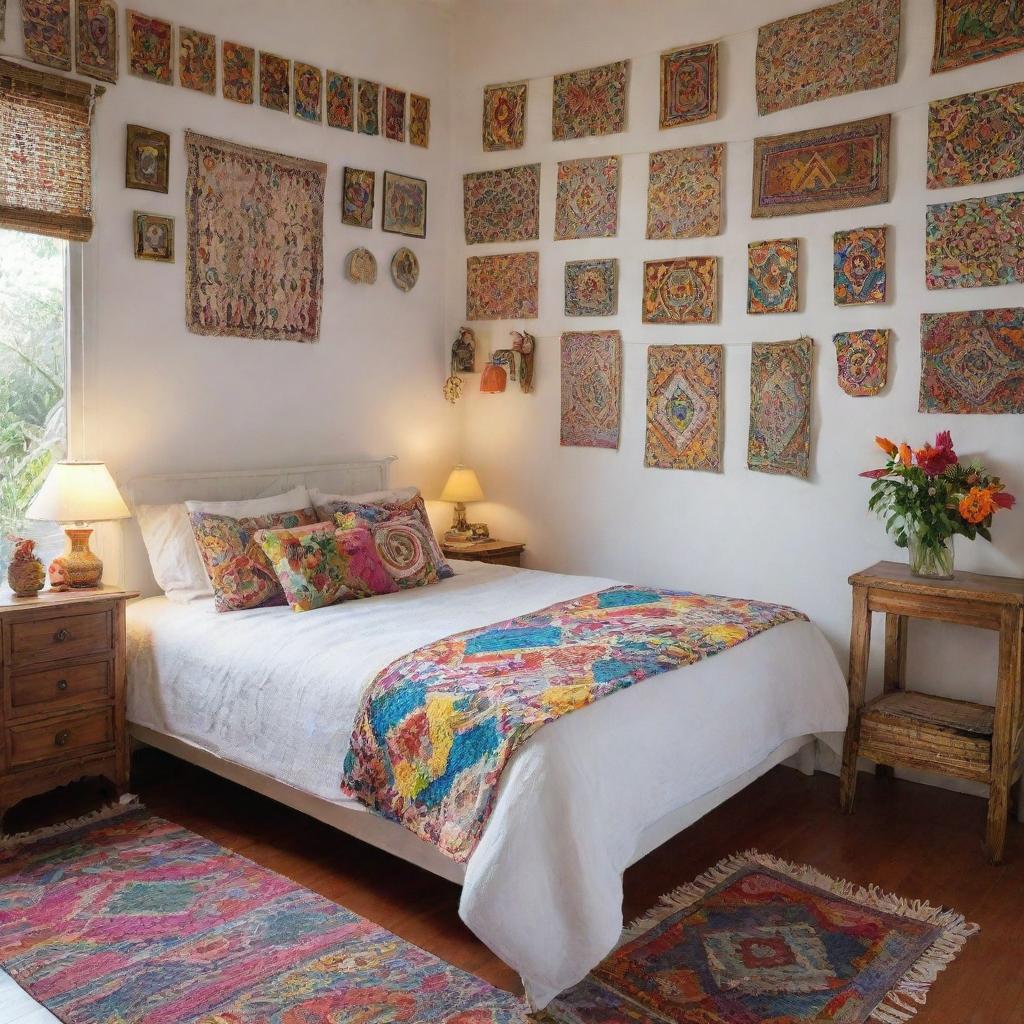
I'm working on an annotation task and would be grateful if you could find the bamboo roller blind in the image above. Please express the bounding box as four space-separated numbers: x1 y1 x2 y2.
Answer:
0 58 100 242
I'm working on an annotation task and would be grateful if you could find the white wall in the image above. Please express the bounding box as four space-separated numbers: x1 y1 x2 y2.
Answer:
447 0 1024 741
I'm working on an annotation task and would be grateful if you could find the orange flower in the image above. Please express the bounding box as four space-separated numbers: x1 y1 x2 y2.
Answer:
959 487 996 525
898 443 913 467
875 436 898 456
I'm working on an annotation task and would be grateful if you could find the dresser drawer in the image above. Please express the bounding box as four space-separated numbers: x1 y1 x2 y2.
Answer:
8 609 113 667
6 708 114 769
9 660 112 717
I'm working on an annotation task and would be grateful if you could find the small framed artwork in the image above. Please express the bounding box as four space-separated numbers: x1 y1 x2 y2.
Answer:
382 171 427 239
179 26 216 95
260 51 290 112
126 9 172 84
76 0 119 84
384 86 406 141
134 212 174 262
125 124 169 193
222 41 255 104
293 62 322 123
342 167 375 228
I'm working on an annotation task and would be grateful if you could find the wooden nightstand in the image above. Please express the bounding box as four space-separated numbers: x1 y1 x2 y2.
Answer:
441 540 525 568
0 585 137 826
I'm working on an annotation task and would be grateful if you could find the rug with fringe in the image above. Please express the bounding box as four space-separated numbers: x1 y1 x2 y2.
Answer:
541 850 978 1024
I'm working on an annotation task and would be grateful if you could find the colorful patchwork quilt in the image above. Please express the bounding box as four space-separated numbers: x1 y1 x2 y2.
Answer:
342 586 807 862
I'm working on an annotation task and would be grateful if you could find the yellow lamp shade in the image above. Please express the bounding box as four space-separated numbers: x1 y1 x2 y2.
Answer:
440 465 485 504
25 461 131 523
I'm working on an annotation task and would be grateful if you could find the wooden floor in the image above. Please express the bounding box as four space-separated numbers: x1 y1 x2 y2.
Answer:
6 749 1024 1023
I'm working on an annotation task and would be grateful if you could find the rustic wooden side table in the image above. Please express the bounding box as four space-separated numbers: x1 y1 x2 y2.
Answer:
441 540 525 568
839 561 1023 863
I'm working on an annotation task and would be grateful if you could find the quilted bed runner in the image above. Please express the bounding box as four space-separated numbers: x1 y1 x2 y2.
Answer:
342 586 807 862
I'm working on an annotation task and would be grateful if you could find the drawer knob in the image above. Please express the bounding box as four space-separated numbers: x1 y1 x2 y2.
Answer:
54 729 71 747
53 628 70 643
56 678 69 692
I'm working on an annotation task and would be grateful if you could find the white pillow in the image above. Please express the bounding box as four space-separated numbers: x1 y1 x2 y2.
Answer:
135 502 212 603
184 484 312 517
309 485 418 508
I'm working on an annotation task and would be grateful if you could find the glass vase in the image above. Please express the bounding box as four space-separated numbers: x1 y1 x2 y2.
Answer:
908 532 954 580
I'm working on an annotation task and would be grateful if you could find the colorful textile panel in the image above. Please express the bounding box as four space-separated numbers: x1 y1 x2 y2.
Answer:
342 587 807 861
660 42 718 128
552 59 629 141
127 9 171 83
222 42 255 104
752 115 890 218
342 167 375 229
409 94 430 147
185 132 326 342
926 192 1024 289
22 0 72 71
555 156 620 240
564 259 618 316
384 86 406 141
260 52 290 111
358 79 380 135
337 513 441 590
76 0 117 83
326 71 354 129
928 83 1024 188
463 164 541 244
748 239 799 315
560 330 622 449
755 0 900 115
382 172 426 239
834 329 890 396
178 26 215 95
466 252 539 320
920 308 1024 413
294 63 322 123
834 226 886 304
483 80 527 151
647 144 723 239
932 0 1024 72
645 344 723 472
643 257 718 325
748 338 813 478
0 809 526 1023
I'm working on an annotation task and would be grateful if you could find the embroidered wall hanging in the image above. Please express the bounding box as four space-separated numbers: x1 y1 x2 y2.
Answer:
646 144 723 240
927 192 1024 290
133 211 173 262
391 247 418 292
560 331 622 449
748 338 813 479
76 0 118 83
752 114 890 218
483 81 527 151
342 167 375 229
755 0 900 115
932 0 1024 72
554 156 620 240
345 247 376 284
920 308 1024 413
382 172 426 239
660 42 717 128
564 259 618 317
748 239 799 315
127 9 171 83
326 72 354 130
125 124 169 193
834 226 887 305
185 132 326 343
26 0 72 72
463 164 540 244
552 60 629 141
409 94 430 147
259 52 290 112
358 79 380 135
384 86 406 142
178 26 215 95
642 257 718 325
645 344 723 472
466 252 539 321
294 63 322 123
222 42 254 104
834 329 890 396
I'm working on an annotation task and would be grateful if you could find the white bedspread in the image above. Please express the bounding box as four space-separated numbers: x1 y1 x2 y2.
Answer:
126 561 848 1008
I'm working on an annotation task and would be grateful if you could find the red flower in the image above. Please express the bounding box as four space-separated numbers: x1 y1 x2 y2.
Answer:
915 443 957 477
859 468 890 479
993 491 1016 510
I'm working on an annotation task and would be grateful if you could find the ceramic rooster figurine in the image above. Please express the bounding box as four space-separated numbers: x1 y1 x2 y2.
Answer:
7 536 45 597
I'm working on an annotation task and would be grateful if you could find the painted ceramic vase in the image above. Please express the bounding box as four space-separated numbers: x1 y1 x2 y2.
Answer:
7 537 45 596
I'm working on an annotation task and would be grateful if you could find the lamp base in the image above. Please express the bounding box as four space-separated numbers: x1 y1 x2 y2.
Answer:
49 528 103 590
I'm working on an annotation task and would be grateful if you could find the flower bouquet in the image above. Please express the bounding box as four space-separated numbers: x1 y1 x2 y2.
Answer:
861 432 1015 579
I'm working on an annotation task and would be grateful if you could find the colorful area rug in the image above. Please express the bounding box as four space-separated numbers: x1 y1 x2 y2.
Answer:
0 802 526 1023
542 850 978 1024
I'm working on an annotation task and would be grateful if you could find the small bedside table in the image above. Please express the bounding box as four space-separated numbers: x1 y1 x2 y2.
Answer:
441 540 525 568
0 585 138 827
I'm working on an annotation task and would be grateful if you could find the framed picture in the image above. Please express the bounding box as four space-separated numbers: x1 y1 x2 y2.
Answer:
125 124 169 193
134 212 174 262
342 167 375 229
382 171 426 239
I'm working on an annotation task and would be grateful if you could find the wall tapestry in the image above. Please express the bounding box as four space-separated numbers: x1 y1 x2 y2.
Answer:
755 0 900 115
747 239 799 315
646 144 723 240
645 344 723 472
184 132 326 343
926 192 1024 290
463 164 540 244
552 59 629 141
342 167 375 229
133 211 173 262
260 52 290 112
178 26 214 95
391 247 419 292
125 124 169 193
222 42 254 104
920 308 1024 413
358 79 380 135
642 257 718 325
382 171 426 239
294 63 322 123
752 114 890 218
834 329 890 396
466 252 539 321
932 0 1024 72
483 80 527 151
22 0 72 71
409 94 430 147
326 72 354 130
76 0 117 83
127 9 170 83
565 259 618 316
384 86 406 142
660 42 717 128
748 338 813 478
346 247 376 284
834 226 887 304
554 156 620 240
560 331 622 449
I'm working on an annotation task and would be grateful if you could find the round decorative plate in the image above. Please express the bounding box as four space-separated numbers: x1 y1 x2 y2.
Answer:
391 247 419 291
346 247 377 284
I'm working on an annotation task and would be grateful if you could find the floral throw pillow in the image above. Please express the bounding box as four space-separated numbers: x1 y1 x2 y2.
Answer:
189 507 317 612
336 512 442 589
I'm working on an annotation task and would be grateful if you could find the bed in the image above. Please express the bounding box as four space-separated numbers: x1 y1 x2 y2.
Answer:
120 459 850 1009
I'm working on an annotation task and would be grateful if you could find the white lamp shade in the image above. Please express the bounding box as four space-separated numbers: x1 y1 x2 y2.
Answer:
440 465 485 504
25 461 131 523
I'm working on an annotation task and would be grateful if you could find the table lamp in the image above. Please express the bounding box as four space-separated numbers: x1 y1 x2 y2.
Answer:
25 461 131 589
440 465 485 540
